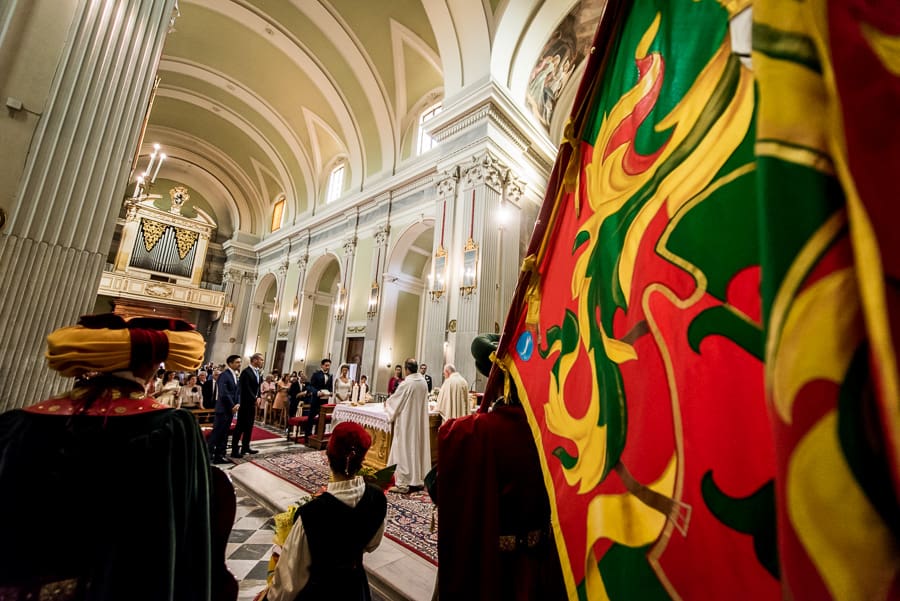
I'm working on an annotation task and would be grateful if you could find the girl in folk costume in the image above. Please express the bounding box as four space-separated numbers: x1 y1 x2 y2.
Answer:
262 422 387 601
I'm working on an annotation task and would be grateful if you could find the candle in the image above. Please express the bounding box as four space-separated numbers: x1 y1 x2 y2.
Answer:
133 176 144 198
151 153 166 182
145 152 157 177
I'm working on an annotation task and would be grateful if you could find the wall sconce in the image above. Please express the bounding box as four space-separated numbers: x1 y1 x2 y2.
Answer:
222 302 235 326
268 299 279 325
428 246 448 301
288 296 299 325
367 281 379 319
460 238 479 296
333 286 346 320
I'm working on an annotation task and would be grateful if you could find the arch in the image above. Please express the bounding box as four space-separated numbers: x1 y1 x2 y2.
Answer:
294 252 344 372
386 219 436 277
377 220 435 389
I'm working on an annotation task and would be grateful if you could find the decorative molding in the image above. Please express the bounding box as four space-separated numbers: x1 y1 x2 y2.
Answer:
505 173 525 204
464 151 507 190
98 270 225 312
374 226 390 247
145 283 174 298
435 167 459 199
347 325 366 333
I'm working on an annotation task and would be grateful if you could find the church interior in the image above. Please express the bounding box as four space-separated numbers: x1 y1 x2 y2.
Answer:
2 0 899 600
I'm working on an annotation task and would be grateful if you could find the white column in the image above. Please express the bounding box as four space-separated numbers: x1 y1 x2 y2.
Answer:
420 171 457 384
362 226 390 386
0 0 179 411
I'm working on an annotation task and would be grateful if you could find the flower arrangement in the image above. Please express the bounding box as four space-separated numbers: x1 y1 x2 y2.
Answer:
358 464 397 492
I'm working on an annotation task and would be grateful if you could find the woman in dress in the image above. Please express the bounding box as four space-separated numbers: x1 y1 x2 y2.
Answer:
333 363 353 403
154 370 180 407
387 364 403 395
177 374 203 408
272 373 290 426
263 422 387 601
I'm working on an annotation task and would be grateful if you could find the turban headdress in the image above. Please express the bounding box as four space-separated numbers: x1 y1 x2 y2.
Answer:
46 314 205 377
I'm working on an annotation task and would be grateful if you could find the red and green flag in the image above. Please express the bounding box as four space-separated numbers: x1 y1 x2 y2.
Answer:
754 0 900 598
489 0 900 598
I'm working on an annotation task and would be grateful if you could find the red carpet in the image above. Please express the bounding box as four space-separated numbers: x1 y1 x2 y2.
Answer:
250 425 281 441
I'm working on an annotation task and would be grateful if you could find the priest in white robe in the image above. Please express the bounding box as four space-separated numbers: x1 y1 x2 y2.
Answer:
384 357 431 493
436 364 469 421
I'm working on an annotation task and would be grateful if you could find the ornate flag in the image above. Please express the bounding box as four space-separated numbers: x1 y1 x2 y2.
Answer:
494 1 779 597
490 0 900 598
753 0 900 598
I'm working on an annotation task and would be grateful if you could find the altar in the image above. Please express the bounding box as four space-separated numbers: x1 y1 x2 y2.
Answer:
331 403 441 470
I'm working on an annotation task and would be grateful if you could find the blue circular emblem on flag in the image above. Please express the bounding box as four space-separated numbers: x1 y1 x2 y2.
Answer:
516 331 534 361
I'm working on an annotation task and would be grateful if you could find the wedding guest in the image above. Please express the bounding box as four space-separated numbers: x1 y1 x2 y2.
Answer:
387 364 403 395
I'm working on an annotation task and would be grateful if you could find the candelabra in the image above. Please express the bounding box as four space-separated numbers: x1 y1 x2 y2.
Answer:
130 143 167 199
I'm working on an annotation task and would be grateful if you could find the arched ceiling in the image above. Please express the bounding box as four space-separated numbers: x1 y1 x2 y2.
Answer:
142 0 598 241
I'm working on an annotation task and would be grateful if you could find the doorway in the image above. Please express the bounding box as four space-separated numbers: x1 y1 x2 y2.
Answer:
345 337 364 381
273 340 287 375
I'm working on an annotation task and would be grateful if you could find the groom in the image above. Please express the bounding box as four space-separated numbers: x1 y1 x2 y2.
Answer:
232 352 263 458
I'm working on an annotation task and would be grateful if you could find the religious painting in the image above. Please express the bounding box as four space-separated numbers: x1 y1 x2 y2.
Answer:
525 0 605 130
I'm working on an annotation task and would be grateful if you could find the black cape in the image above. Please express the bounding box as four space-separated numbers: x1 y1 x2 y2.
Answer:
0 403 235 600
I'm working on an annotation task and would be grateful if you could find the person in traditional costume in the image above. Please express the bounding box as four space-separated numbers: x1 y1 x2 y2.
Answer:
436 363 469 421
0 313 238 601
435 334 566 601
263 421 387 601
384 357 431 494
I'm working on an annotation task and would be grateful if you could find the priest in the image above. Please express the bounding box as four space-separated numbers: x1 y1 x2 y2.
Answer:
384 357 431 494
436 364 469 421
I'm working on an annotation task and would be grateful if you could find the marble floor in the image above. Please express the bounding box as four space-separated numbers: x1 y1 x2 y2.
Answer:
217 434 437 601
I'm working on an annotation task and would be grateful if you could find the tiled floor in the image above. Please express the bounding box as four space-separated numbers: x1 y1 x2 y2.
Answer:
229 483 275 600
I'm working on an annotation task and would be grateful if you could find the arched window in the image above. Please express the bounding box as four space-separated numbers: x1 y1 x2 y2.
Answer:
417 102 442 155
271 198 285 232
326 163 345 203
272 198 284 232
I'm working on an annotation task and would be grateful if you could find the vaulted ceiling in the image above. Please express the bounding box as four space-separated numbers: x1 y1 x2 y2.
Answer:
141 0 599 241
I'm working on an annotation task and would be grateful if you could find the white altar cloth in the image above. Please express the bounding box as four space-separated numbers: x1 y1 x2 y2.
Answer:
332 402 438 433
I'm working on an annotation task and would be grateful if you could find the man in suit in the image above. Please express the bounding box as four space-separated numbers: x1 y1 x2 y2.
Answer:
201 369 219 410
306 358 333 440
419 363 433 393
210 357 240 463
232 353 264 458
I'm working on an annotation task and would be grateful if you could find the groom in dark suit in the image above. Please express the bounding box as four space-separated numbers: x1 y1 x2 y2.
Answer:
210 356 240 463
232 352 264 458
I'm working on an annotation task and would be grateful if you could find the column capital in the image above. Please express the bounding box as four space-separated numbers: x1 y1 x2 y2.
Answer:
435 166 460 199
343 237 357 257
463 151 508 191
374 225 391 247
